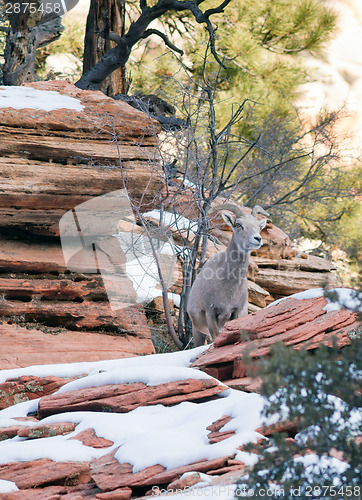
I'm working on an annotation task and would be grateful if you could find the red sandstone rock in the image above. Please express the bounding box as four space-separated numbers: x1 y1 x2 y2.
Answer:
208 430 236 444
38 382 146 417
206 415 233 433
0 299 149 333
0 277 106 301
247 280 274 308
167 472 206 491
192 342 269 370
71 428 114 448
0 425 23 441
223 377 263 393
254 268 338 297
0 375 75 410
149 384 228 406
17 422 77 439
0 323 153 371
95 487 133 499
192 293 360 392
202 364 233 381
90 451 164 491
1 81 160 137
212 297 328 348
90 451 234 492
139 456 234 487
0 82 162 238
38 379 224 417
0 238 67 273
207 464 246 475
253 255 336 273
256 224 296 260
2 483 99 499
255 420 298 437
294 324 356 351
0 459 90 489
0 82 160 365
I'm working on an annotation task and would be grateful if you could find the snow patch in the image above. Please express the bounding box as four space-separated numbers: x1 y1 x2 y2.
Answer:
0 377 267 471
143 209 198 232
56 365 219 394
0 86 84 111
293 454 349 486
0 345 208 384
0 479 19 493
0 347 271 474
0 434 104 465
115 231 177 304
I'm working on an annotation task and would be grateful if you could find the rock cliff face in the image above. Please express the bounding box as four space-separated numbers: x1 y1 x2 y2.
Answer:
0 80 162 237
0 82 342 369
0 81 161 368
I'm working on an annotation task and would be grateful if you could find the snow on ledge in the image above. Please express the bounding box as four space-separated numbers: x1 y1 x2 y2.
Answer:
55 365 221 394
0 479 19 493
0 86 84 112
267 287 362 313
0 345 209 385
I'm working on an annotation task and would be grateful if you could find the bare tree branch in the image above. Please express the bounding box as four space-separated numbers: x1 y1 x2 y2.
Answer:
141 29 184 55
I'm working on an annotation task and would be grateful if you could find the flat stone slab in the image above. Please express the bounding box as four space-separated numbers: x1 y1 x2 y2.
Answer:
0 324 153 371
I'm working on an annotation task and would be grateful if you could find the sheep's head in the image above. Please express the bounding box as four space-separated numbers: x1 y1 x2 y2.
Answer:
211 203 269 252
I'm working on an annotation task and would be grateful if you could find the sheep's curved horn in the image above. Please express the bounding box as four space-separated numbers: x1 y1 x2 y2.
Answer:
209 203 245 217
251 205 270 218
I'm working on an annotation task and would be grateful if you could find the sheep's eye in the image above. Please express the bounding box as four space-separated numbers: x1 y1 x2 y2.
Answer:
235 222 244 229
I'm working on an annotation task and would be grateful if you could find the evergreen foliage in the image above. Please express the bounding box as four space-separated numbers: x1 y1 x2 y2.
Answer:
239 331 362 498
129 0 338 127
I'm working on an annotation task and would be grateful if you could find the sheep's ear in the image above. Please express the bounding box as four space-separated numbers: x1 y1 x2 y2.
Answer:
259 218 268 230
221 211 236 228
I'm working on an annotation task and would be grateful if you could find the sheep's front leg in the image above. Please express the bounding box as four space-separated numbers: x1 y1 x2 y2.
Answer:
205 308 220 341
192 329 207 347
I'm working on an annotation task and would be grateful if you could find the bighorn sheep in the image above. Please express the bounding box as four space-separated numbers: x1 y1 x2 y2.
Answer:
187 204 269 347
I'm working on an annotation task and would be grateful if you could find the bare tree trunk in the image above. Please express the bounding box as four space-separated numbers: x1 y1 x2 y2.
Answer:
3 2 63 86
83 0 126 96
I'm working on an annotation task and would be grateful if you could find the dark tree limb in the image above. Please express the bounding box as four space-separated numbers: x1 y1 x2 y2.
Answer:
102 30 123 44
76 0 233 91
141 29 184 55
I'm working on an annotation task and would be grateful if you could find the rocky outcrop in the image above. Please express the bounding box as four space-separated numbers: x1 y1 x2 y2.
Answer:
0 370 253 498
0 81 162 368
37 378 226 417
0 366 297 498
192 292 360 392
0 80 161 238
